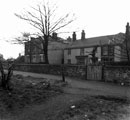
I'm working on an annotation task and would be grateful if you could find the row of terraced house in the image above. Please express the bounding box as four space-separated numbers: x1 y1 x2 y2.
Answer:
24 23 130 65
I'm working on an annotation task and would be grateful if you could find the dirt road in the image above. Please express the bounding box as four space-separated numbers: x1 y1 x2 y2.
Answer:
13 70 130 98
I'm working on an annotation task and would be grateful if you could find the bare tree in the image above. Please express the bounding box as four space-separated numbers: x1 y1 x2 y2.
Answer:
15 32 31 45
0 61 14 90
15 1 75 64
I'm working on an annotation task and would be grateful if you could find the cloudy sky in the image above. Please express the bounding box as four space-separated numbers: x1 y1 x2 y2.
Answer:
0 0 130 59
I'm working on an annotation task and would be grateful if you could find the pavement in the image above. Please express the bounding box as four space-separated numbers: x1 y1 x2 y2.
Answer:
12 70 130 99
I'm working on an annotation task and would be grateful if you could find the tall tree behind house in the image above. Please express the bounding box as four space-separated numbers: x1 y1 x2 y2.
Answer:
15 1 75 64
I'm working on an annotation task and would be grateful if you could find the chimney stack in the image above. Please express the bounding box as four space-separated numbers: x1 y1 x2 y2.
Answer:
67 36 71 42
81 30 85 40
72 32 76 42
125 22 130 46
125 22 130 37
126 22 129 27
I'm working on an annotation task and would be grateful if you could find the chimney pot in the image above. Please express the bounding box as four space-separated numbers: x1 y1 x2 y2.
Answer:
52 32 57 40
72 32 76 42
81 30 85 40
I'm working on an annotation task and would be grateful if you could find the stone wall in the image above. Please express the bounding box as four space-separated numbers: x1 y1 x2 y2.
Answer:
13 64 130 85
14 64 86 79
104 66 130 85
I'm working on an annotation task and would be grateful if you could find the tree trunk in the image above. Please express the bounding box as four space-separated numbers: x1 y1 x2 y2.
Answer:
43 35 49 64
125 23 130 62
29 41 32 63
0 62 13 90
125 37 130 62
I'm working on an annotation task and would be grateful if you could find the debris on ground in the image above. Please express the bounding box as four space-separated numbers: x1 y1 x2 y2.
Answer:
0 75 129 120
0 75 63 114
55 95 130 120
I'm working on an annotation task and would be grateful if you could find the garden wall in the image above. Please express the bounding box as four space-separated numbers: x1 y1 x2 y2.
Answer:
104 66 130 85
13 64 130 85
14 64 86 79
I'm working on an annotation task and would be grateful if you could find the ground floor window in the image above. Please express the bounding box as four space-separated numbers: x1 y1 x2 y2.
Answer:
32 55 36 62
25 55 30 63
76 55 89 65
76 57 85 64
39 54 44 62
68 59 71 64
101 57 114 62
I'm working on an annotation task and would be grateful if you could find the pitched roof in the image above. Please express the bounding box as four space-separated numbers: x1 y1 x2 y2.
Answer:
66 33 125 49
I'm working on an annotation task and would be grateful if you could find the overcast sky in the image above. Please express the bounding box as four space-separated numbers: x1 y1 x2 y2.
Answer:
0 0 130 59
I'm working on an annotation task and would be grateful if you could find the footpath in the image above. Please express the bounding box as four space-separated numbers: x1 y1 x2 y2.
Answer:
13 70 130 99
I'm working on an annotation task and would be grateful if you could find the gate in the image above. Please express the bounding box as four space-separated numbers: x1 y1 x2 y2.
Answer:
87 65 102 80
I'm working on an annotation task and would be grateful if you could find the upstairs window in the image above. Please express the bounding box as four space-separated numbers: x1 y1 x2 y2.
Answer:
40 43 43 49
34 46 37 52
102 45 114 56
109 46 114 56
102 46 108 56
80 48 84 56
101 57 114 62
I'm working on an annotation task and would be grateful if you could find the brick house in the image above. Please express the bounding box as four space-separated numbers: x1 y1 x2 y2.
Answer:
24 33 68 64
64 30 125 65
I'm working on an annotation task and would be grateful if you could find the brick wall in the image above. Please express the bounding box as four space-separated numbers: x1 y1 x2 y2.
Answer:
14 64 86 79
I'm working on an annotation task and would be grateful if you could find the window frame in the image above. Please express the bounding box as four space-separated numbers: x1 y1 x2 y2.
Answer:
101 45 114 56
80 48 84 56
108 46 114 56
101 46 108 56
68 59 71 64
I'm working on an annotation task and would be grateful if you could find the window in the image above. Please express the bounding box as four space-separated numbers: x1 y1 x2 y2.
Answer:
39 54 43 62
102 45 114 56
32 55 36 62
108 46 114 55
80 48 84 56
68 49 71 55
101 45 114 63
101 57 114 62
109 58 114 61
27 48 30 52
68 59 71 64
41 43 43 49
77 58 85 64
102 46 108 56
25 55 30 63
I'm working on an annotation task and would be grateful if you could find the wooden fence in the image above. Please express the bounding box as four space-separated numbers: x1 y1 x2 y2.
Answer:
87 65 102 80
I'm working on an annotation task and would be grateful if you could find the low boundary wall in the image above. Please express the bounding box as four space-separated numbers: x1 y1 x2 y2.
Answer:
13 64 130 85
104 66 130 85
14 64 86 79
